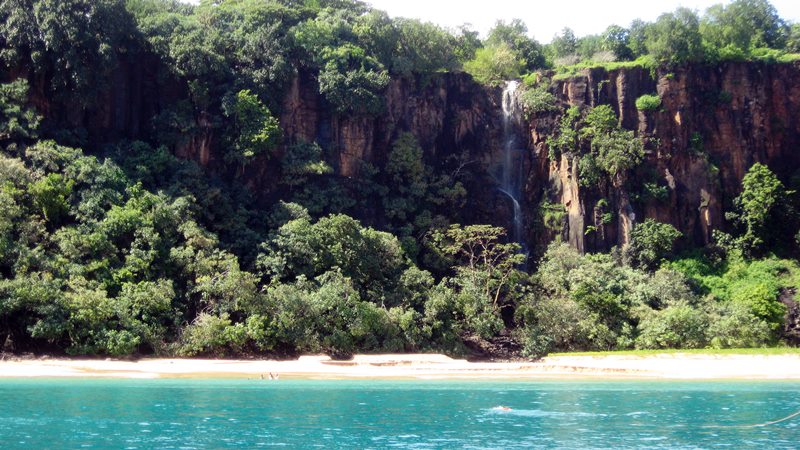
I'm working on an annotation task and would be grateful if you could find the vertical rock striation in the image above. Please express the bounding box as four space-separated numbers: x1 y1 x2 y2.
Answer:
527 62 800 253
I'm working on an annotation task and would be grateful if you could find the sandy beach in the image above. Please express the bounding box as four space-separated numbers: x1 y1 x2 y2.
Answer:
1 353 800 380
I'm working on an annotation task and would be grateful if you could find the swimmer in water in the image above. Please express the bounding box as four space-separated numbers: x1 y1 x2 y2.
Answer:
493 406 512 411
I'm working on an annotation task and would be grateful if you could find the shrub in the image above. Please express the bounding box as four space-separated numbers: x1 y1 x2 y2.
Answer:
635 94 662 111
641 182 669 202
222 89 281 163
593 129 645 178
583 104 618 137
635 305 708 349
519 85 558 116
729 280 786 331
539 201 566 232
549 106 581 159
179 313 246 357
577 154 603 188
707 302 773 348
590 50 617 63
625 219 682 269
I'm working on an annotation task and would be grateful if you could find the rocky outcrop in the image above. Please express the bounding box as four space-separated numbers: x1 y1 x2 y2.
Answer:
528 62 800 253
274 71 512 227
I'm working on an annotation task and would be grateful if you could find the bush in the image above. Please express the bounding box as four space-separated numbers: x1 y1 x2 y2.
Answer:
593 129 645 178
707 302 773 348
179 313 246 357
539 201 566 232
222 90 281 163
729 281 786 331
635 305 708 349
583 105 618 137
519 85 558 116
549 106 581 159
625 219 682 269
577 154 603 188
635 94 662 111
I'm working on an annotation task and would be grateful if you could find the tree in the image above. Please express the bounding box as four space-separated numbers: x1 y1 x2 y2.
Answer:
646 8 704 64
453 24 482 63
625 219 682 270
576 34 604 61
391 18 459 76
701 0 788 56
211 0 299 101
627 19 650 58
485 19 546 70
30 173 74 226
223 89 281 164
432 224 525 307
258 214 415 306
281 141 333 187
353 9 398 69
317 44 390 115
592 129 645 181
0 80 40 142
0 0 138 104
550 27 578 59
724 163 789 253
463 43 525 86
788 23 800 52
601 25 633 61
533 243 638 350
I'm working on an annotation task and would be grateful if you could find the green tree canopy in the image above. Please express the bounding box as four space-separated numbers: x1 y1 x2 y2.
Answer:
646 7 704 64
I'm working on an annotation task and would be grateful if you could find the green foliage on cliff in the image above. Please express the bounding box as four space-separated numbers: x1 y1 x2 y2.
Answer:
519 83 558 117
550 104 645 184
717 163 794 255
624 219 682 270
223 90 282 164
635 94 662 111
0 80 40 143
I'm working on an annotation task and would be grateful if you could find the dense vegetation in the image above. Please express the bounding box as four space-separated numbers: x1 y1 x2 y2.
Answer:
1 0 799 359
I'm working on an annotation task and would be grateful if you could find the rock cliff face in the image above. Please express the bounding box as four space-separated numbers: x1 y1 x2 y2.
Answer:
275 70 513 228
18 58 800 258
526 62 800 254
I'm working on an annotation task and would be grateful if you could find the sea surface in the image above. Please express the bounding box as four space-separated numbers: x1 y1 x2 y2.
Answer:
0 378 798 449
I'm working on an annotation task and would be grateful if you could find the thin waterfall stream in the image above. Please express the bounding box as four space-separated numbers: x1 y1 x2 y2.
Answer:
499 80 527 257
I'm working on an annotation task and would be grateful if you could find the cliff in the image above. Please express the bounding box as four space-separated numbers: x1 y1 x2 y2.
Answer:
273 62 800 256
273 70 515 228
525 62 800 254
16 57 800 259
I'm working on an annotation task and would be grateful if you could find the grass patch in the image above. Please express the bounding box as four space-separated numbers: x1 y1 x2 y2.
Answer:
548 53 800 83
552 55 657 80
548 347 800 357
777 53 800 63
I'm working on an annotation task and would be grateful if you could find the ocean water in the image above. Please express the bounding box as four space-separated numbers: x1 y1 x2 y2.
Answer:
0 379 798 449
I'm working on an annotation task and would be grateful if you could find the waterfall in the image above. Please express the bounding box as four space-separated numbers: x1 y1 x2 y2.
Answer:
499 81 527 256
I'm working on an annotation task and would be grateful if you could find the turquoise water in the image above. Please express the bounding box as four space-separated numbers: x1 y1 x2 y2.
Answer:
0 379 798 449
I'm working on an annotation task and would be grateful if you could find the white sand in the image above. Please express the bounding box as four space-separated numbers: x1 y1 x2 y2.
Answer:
1 353 800 380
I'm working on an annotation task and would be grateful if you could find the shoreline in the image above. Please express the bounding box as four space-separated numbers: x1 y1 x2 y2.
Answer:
2 353 800 380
